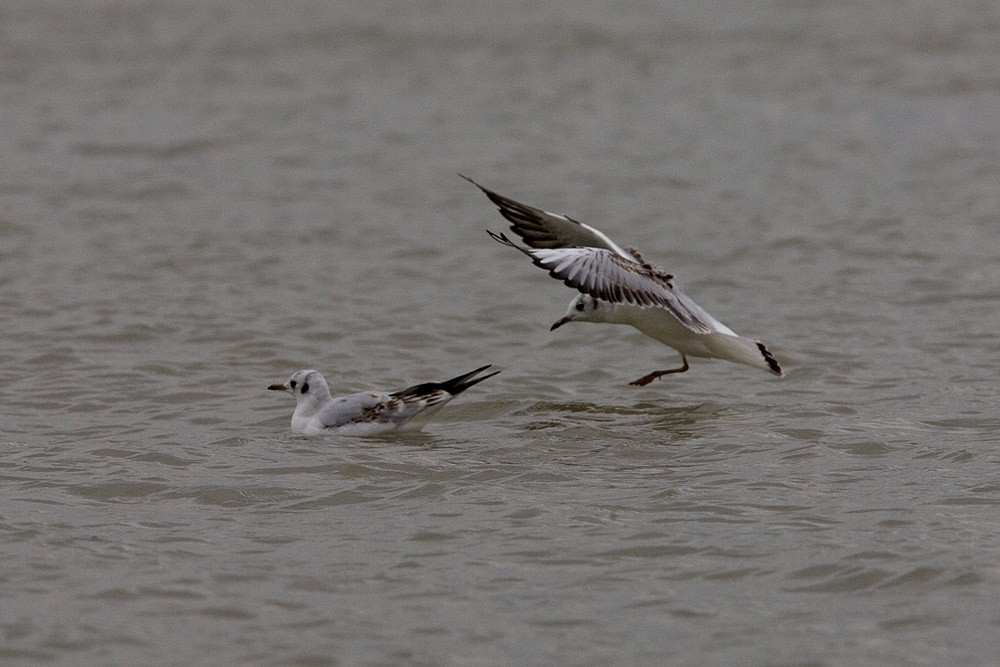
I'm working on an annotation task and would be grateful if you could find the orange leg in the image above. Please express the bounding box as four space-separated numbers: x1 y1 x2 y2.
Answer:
629 355 690 386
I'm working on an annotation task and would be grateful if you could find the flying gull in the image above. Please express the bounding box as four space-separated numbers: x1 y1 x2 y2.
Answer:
463 175 782 385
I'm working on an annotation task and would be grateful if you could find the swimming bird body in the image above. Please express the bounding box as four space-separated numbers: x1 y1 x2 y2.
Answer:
463 175 781 385
268 365 499 435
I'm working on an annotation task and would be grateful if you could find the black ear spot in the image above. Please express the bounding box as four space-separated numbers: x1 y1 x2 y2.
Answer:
301 382 309 393
289 380 297 389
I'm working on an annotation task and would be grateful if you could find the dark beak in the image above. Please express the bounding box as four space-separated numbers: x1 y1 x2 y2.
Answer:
267 383 286 391
550 316 571 331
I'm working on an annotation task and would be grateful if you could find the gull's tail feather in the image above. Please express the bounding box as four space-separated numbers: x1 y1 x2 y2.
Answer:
756 342 783 376
696 334 783 376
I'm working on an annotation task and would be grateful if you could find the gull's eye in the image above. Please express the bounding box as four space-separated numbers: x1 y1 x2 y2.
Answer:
301 382 309 393
575 301 585 311
289 380 297 389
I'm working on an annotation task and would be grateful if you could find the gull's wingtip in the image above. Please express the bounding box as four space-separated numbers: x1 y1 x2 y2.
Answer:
460 363 493 377
464 363 502 382
439 364 501 395
487 229 518 248
391 364 500 400
459 173 485 191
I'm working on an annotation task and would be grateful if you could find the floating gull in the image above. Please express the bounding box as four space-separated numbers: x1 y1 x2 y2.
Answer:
463 175 782 385
268 365 500 435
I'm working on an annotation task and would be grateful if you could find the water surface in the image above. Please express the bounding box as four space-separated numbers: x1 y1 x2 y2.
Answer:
2 1 1000 665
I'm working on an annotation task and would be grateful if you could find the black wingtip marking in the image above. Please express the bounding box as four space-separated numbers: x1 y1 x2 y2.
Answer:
460 173 496 198
487 229 520 250
393 365 501 399
756 342 783 376
438 364 501 395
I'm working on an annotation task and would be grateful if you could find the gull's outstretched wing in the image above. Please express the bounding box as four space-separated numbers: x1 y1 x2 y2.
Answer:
462 175 639 262
489 231 733 335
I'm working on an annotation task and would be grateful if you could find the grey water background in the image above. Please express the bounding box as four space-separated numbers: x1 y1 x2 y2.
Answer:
2 0 999 665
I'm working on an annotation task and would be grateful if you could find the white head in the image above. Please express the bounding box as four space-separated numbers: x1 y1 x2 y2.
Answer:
267 369 332 411
550 294 616 330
